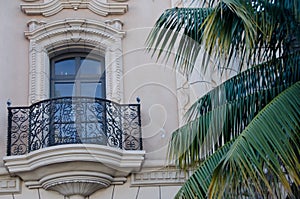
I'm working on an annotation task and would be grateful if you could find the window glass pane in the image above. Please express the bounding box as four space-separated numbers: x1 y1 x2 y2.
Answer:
80 82 104 98
79 58 103 75
54 83 75 97
55 59 76 75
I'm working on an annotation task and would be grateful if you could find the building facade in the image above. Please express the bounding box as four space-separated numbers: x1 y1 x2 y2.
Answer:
0 1 230 199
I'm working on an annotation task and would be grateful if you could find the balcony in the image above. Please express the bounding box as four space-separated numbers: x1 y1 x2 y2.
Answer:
4 97 145 198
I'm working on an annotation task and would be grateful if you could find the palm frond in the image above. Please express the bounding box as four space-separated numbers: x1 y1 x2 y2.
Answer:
168 53 300 170
174 140 234 199
146 7 212 74
146 0 300 75
174 81 300 199
203 0 257 71
185 52 300 121
209 81 300 198
168 103 229 169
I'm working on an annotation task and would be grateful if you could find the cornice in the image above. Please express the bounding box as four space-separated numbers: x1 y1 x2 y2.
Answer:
20 0 128 17
25 18 125 42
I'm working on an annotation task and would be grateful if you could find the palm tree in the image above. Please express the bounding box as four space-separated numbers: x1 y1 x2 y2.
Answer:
146 0 300 198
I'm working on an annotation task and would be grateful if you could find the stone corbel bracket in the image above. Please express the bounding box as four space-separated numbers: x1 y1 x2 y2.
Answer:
20 0 128 17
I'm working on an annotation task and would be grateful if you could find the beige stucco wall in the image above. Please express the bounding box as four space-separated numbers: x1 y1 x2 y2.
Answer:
0 0 175 164
0 0 30 165
0 0 185 198
0 0 237 198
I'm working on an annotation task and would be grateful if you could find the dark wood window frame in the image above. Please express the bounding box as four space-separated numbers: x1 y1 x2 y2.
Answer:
50 52 106 98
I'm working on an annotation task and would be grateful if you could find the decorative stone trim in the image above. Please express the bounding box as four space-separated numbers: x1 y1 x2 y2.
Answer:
22 0 129 2
22 0 39 2
21 0 128 17
39 171 119 197
112 0 129 2
0 176 21 194
4 144 145 197
25 18 125 103
131 169 186 186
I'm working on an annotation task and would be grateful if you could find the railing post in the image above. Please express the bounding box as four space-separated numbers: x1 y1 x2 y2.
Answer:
28 106 32 153
119 105 123 149
137 103 143 150
7 107 12 156
48 99 54 146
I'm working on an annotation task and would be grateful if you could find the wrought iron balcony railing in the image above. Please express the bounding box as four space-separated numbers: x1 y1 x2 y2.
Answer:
7 97 142 156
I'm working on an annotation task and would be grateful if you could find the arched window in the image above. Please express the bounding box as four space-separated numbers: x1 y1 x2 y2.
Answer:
50 53 105 98
25 19 125 103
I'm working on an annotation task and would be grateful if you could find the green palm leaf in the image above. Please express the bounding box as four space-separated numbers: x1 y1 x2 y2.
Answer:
146 7 212 74
185 53 300 121
147 1 300 198
209 81 300 198
175 141 234 199
175 82 300 199
169 53 300 170
146 0 300 74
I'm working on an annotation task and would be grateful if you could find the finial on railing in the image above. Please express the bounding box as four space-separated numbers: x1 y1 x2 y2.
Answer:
7 99 11 107
136 97 141 103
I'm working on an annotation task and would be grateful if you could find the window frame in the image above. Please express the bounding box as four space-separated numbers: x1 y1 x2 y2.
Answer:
50 52 106 99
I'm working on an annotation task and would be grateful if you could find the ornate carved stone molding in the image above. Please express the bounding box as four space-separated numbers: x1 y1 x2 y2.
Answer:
25 18 125 103
0 176 21 194
21 0 128 17
22 0 129 1
4 144 145 197
131 169 186 186
111 0 128 2
22 0 39 2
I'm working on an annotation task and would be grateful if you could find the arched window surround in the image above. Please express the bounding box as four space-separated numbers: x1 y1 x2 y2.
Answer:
25 18 125 103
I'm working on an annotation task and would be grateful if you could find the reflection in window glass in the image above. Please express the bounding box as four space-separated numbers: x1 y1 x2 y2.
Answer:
55 59 76 75
54 83 75 97
51 54 105 98
79 58 102 75
80 82 104 98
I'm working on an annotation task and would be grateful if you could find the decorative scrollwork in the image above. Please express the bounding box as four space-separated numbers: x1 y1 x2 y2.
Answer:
7 97 142 156
121 105 142 150
7 108 30 155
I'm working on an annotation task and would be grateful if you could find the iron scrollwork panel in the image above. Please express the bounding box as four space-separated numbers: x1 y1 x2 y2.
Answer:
7 108 30 155
50 98 107 146
73 98 107 145
121 105 142 150
51 98 79 145
106 102 123 148
29 100 52 152
7 97 142 156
